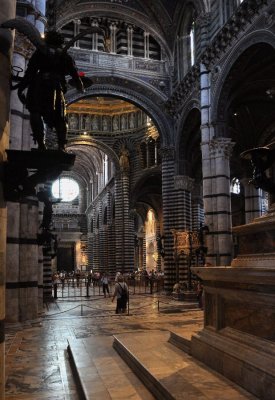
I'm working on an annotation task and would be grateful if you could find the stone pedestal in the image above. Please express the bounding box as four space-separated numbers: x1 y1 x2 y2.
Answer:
190 209 275 400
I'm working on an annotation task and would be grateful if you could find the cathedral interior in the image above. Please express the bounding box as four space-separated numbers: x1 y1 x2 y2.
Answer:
0 0 275 399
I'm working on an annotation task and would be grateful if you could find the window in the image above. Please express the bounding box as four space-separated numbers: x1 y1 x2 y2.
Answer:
230 178 241 194
52 178 79 202
190 21 195 66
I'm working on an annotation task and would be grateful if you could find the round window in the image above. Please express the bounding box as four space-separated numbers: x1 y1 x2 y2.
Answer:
52 178 79 202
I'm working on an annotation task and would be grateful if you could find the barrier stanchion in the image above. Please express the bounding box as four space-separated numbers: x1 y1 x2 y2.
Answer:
54 284 58 299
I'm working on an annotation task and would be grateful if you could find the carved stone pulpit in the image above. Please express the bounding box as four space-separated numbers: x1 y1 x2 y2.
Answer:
172 230 200 300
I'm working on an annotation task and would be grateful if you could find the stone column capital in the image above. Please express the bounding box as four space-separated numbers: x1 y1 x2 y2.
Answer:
209 138 235 159
159 146 175 161
174 175 194 192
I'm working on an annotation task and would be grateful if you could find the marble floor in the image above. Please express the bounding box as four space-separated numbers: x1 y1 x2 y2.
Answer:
4 293 257 399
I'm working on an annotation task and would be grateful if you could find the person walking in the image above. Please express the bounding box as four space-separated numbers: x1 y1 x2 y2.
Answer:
101 272 110 298
112 275 128 314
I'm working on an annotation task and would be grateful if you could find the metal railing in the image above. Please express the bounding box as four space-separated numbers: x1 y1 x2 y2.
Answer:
52 276 165 299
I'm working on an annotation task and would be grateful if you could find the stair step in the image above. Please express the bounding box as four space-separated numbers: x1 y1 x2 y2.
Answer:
169 331 191 354
68 337 155 400
113 330 257 400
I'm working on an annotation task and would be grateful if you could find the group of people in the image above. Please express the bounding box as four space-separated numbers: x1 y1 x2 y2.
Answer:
52 270 129 314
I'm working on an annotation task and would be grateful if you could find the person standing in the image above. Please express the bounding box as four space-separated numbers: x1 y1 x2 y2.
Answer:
101 272 110 298
112 275 128 314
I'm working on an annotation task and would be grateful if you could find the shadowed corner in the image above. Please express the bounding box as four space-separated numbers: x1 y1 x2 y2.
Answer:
0 28 13 57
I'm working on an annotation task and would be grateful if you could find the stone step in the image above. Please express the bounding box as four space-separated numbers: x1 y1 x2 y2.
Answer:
67 336 156 400
168 331 191 354
113 330 258 400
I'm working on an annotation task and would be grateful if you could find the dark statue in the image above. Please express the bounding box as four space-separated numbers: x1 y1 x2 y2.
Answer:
17 30 84 151
241 142 275 195
195 223 209 266
1 17 104 151
37 190 53 231
36 189 59 259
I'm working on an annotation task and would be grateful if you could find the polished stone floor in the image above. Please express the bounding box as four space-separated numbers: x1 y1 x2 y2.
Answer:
4 293 257 399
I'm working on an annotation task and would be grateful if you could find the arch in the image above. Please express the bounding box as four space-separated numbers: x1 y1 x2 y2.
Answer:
210 31 275 186
130 169 162 219
174 0 209 21
66 80 174 147
176 102 201 178
56 2 173 61
67 137 120 170
176 100 201 146
211 30 275 122
174 0 208 80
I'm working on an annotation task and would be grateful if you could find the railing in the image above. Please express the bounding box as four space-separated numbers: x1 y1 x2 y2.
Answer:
69 48 168 78
52 276 165 299
44 294 199 319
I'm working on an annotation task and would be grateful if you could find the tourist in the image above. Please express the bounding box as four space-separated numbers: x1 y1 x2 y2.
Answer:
101 272 110 298
112 274 128 314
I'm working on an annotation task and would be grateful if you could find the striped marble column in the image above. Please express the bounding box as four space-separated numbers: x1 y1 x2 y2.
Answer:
97 202 104 271
109 223 116 277
0 1 16 395
40 184 53 302
242 178 262 224
142 234 146 270
160 147 177 291
88 229 95 271
204 138 234 265
6 30 41 318
6 199 39 320
200 63 214 261
155 223 162 271
200 63 235 266
106 190 112 274
93 229 100 270
114 171 134 274
38 245 44 309
192 183 204 230
174 175 194 283
43 252 53 301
